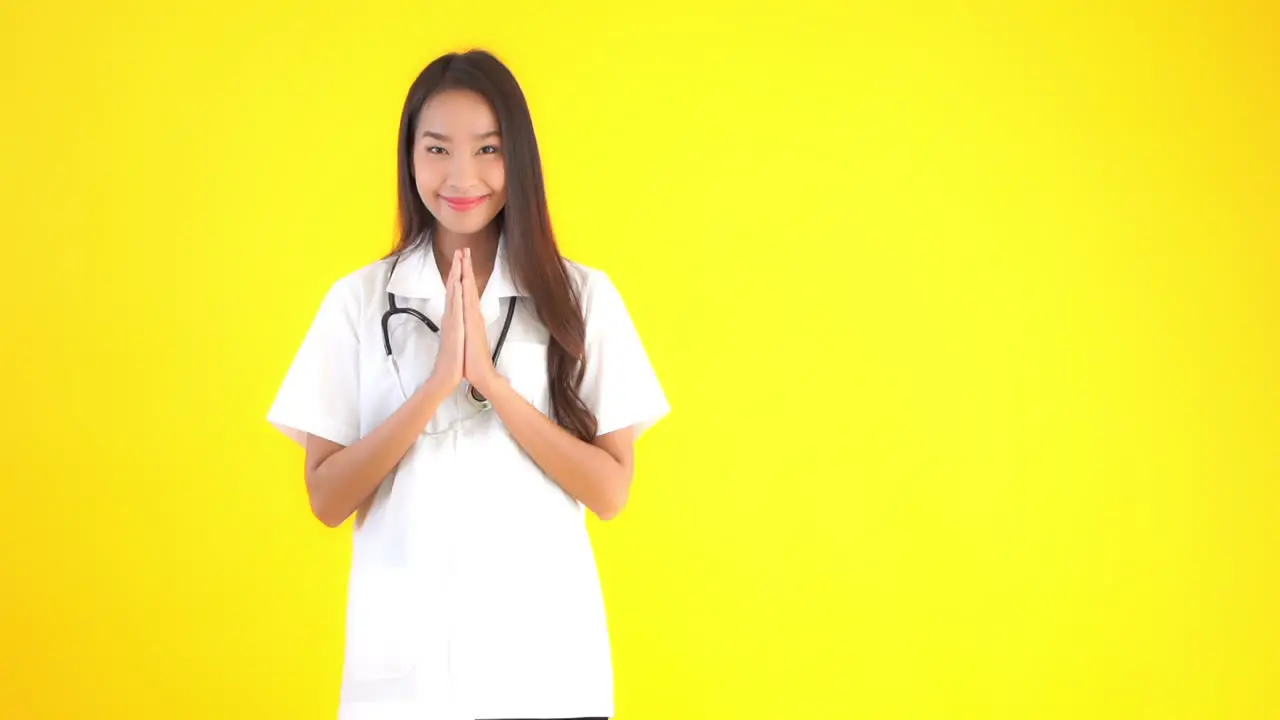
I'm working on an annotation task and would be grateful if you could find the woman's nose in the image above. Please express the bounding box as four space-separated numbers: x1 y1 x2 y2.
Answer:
447 154 480 188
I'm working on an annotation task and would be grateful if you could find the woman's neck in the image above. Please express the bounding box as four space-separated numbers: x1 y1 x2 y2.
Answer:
431 224 499 296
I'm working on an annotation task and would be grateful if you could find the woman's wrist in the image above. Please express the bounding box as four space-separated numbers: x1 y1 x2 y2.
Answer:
476 370 517 408
467 367 505 403
415 375 456 416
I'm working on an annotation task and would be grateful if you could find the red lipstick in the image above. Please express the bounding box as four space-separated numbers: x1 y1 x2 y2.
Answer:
441 195 489 212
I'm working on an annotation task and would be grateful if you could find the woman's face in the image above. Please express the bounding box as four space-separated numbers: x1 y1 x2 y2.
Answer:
412 89 507 236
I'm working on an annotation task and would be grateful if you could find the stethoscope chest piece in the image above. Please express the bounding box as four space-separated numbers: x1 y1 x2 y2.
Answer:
466 382 494 410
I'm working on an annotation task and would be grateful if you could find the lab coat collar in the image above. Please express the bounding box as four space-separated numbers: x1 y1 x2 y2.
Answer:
387 231 523 323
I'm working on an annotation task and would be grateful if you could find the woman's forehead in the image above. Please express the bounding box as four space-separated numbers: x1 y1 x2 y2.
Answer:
418 89 499 135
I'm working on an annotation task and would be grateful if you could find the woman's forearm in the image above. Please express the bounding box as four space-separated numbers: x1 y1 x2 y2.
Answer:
306 377 453 527
482 376 632 520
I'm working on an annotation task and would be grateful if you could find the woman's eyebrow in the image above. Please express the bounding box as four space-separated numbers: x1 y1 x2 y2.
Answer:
420 130 502 141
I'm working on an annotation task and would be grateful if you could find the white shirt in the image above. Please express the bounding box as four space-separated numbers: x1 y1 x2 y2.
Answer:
266 236 670 720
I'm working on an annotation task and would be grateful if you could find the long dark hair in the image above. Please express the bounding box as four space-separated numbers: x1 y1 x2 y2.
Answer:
390 50 598 442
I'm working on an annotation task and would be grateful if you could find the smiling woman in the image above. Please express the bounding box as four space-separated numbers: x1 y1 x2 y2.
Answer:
265 49 670 720
413 90 507 237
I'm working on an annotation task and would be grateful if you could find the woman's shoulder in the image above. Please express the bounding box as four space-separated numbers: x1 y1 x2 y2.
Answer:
560 256 628 316
314 254 400 314
561 256 599 288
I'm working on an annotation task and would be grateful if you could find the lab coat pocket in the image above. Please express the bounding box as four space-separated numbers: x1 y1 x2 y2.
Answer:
342 568 418 681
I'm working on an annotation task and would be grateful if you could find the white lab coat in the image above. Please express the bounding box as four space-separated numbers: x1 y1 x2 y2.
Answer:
267 236 670 720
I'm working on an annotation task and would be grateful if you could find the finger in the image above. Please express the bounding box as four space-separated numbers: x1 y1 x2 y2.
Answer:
449 250 462 289
461 251 475 302
450 253 465 314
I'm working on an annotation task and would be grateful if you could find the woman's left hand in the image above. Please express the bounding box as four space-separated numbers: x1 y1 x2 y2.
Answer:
461 247 499 399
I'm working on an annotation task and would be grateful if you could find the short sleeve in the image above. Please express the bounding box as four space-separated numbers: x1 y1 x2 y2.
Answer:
266 277 362 448
578 270 670 440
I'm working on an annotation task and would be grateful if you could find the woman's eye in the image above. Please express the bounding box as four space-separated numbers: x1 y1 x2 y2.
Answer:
478 145 500 155
425 146 447 155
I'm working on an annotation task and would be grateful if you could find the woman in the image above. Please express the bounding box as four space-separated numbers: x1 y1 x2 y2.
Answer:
267 49 669 720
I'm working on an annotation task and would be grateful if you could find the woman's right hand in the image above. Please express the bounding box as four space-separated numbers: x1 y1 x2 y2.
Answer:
430 250 465 390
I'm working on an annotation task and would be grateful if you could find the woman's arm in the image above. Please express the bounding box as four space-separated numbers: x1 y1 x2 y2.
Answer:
304 250 468 528
483 377 636 521
458 248 642 520
303 376 454 527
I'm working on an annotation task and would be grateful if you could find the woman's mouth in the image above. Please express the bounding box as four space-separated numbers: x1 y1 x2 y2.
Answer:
441 195 489 212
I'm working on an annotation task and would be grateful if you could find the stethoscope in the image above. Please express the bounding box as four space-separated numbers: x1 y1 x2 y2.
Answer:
380 253 517 408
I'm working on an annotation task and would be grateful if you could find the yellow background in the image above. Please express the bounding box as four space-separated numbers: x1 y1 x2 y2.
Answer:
2 0 1276 718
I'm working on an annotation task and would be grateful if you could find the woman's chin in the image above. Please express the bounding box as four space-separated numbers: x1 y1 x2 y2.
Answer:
431 206 503 236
